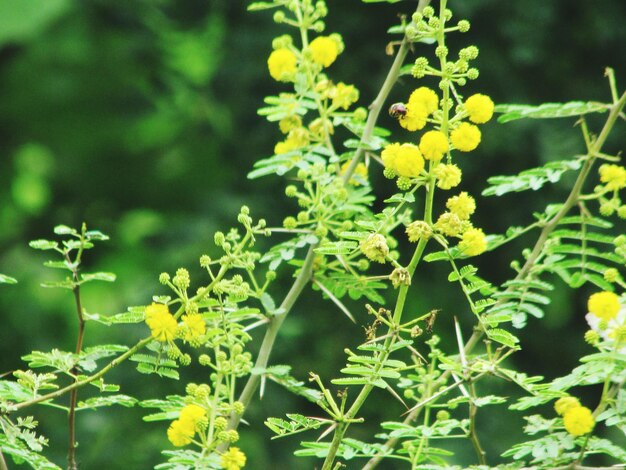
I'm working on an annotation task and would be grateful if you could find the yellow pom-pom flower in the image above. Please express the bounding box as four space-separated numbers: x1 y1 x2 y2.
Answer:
394 144 425 178
179 404 206 427
446 192 476 220
408 87 439 114
167 419 195 447
381 143 401 174
182 314 206 342
399 104 428 131
274 128 309 155
599 164 626 191
433 163 462 190
464 94 494 124
331 82 359 110
419 130 449 161
458 228 487 256
406 221 432 243
554 396 581 416
588 291 620 321
267 48 297 82
360 234 389 263
220 447 247 470
435 212 465 237
309 36 339 67
563 406 595 437
145 303 177 342
451 122 481 152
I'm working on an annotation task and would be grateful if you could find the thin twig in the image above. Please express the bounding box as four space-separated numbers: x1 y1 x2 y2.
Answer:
0 450 8 470
67 251 85 470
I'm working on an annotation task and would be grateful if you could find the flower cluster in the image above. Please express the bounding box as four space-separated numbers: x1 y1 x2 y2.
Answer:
596 163 626 218
585 290 626 352
431 192 487 256
554 396 595 437
379 8 492 260
167 403 207 447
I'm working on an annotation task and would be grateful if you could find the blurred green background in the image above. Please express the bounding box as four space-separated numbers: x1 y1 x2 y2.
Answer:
1 0 625 468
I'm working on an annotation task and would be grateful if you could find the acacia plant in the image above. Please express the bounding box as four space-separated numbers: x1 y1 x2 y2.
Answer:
1 0 626 469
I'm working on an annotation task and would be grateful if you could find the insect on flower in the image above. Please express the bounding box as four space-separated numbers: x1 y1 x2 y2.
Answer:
388 102 408 119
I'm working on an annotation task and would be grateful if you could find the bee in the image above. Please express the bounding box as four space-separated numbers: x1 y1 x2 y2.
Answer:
388 102 408 119
425 309 440 334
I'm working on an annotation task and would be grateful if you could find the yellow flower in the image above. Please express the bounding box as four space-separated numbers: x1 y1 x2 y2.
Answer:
179 404 206 427
220 447 247 470
274 128 309 154
360 234 389 264
451 122 481 152
554 396 581 416
309 36 339 67
419 130 449 161
331 82 359 110
278 115 302 134
458 228 487 256
433 163 462 190
587 291 620 321
408 87 439 114
167 419 195 447
340 161 368 186
406 221 432 243
563 406 595 437
267 48 297 82
145 303 177 342
394 144 424 178
399 104 428 131
435 212 465 237
464 94 494 124
181 314 206 342
381 143 401 175
599 164 626 191
446 192 476 220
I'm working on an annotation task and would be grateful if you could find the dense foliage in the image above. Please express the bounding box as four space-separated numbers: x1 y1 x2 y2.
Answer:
1 0 625 469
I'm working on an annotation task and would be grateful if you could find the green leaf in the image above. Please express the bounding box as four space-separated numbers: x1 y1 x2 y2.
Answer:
43 260 73 270
260 292 276 314
84 230 109 241
314 241 357 255
247 2 281 11
496 101 608 123
332 377 388 388
29 239 58 250
77 394 137 410
0 434 61 470
53 225 76 235
486 328 519 348
40 280 75 289
80 272 116 283
586 437 626 461
384 192 415 204
265 414 325 439
0 273 17 284
482 159 582 197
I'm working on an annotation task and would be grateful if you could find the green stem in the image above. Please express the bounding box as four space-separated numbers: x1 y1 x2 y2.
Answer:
468 382 487 465
14 337 153 411
221 247 316 441
67 239 87 470
0 450 8 470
